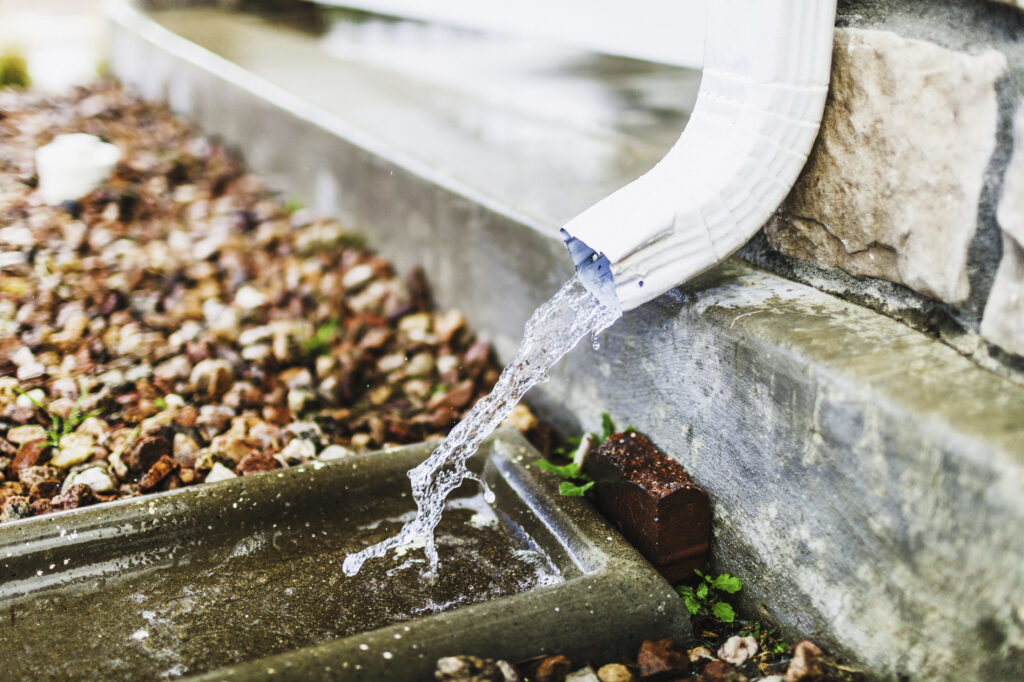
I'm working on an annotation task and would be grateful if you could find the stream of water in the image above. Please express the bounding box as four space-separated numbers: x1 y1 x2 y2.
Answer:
343 274 620 577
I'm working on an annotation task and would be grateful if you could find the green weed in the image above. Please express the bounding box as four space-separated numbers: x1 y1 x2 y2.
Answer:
15 387 101 448
676 570 742 623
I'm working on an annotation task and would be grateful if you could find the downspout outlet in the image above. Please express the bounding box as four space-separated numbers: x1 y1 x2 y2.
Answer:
562 0 837 311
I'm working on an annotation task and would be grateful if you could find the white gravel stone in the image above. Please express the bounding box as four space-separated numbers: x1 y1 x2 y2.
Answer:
15 389 45 410
341 263 374 290
65 465 116 493
234 285 266 310
238 325 273 347
565 666 600 682
6 424 47 445
718 635 758 667
10 345 35 368
205 461 237 483
51 433 96 468
16 363 46 381
278 438 317 464
318 445 355 460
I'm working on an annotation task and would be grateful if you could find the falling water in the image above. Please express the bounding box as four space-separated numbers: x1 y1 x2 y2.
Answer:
343 274 621 577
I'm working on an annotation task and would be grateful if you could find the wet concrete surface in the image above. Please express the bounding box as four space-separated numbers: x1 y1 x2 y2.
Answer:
4 492 556 680
0 431 688 680
150 6 699 225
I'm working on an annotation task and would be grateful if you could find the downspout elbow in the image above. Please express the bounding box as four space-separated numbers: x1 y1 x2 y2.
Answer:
562 0 837 311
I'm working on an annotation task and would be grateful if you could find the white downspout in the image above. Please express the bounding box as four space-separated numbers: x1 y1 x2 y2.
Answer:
562 0 837 311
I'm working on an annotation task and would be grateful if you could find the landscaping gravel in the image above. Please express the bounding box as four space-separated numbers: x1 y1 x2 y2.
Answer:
0 80 532 522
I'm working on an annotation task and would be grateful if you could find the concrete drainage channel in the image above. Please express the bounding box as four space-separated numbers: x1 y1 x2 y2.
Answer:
1 430 688 680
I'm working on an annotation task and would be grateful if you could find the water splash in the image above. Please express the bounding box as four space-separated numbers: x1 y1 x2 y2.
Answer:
343 274 621 577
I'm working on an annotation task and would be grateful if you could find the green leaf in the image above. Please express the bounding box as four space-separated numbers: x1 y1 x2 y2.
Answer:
537 459 580 480
694 569 705 580
711 573 742 594
696 582 709 601
154 397 167 410
305 318 340 355
676 586 701 616
600 412 616 440
13 387 43 409
712 601 735 623
284 197 304 213
558 480 594 497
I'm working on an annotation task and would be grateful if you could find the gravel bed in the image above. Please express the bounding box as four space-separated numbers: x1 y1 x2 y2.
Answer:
0 81 536 523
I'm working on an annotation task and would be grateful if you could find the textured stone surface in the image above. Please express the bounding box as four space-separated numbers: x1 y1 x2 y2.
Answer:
767 28 1006 304
981 234 1024 354
982 105 1024 355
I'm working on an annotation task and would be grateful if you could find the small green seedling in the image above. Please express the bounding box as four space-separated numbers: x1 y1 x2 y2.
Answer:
283 197 304 214
600 412 616 440
676 570 742 623
0 51 30 88
15 387 101 448
739 621 789 655
305 318 340 356
536 458 594 497
543 411 636 496
154 396 167 410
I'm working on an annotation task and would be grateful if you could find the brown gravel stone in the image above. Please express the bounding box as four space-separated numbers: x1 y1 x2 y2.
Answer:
126 435 172 473
137 455 177 491
18 465 62 489
535 655 572 682
12 438 48 473
50 483 97 511
596 664 634 682
28 480 59 502
637 639 690 680
785 641 825 682
0 481 26 503
695 660 748 682
0 496 31 521
236 452 279 476
427 379 476 411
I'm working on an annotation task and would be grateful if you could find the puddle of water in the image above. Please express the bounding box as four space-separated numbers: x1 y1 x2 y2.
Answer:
2 492 559 681
344 274 621 577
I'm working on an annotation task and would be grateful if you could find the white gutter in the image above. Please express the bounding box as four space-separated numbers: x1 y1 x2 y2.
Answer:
562 0 837 311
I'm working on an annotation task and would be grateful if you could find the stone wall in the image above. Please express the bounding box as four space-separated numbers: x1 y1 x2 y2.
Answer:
743 0 1024 375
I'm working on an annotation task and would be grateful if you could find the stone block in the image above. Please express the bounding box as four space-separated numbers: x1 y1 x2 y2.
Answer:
982 105 1024 355
767 28 1006 304
588 431 711 582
